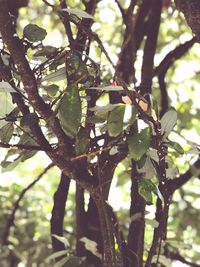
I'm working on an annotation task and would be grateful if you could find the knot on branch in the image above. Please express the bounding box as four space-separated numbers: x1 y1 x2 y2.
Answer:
175 0 200 41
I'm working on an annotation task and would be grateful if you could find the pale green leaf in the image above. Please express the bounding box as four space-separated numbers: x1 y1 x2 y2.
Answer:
52 234 70 248
88 85 123 91
80 237 102 259
0 93 14 127
0 82 15 93
0 122 14 143
43 84 59 96
161 109 177 136
45 250 68 262
107 105 125 137
42 67 66 82
62 8 94 19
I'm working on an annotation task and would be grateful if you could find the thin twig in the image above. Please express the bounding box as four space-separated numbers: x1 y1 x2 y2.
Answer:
0 141 52 151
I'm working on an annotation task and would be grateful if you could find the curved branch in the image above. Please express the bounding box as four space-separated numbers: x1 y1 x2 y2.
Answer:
168 251 200 267
167 158 200 195
154 37 196 76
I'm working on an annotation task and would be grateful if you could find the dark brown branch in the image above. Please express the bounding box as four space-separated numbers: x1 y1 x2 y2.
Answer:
140 0 162 94
155 37 196 116
76 185 87 257
114 0 126 22
167 158 200 195
74 0 98 53
154 37 196 76
59 1 74 47
51 172 70 254
3 163 54 245
115 0 152 87
158 72 168 117
127 161 145 267
168 251 200 267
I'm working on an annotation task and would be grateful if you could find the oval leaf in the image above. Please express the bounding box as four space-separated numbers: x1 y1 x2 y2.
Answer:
58 85 81 138
23 24 47 42
75 127 89 155
138 180 157 205
161 109 177 136
43 84 59 96
42 67 66 82
0 122 14 143
107 105 125 137
127 128 151 161
88 85 123 91
167 140 184 154
62 8 94 19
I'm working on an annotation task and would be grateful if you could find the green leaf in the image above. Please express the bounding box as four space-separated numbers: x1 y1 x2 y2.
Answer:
136 154 147 169
0 122 14 143
107 105 125 137
0 93 14 127
62 8 94 19
89 104 116 113
1 158 21 173
45 250 68 262
18 133 39 161
54 257 69 267
0 82 15 93
42 67 66 82
88 85 124 91
161 109 177 136
23 24 47 42
58 85 81 138
20 113 38 132
167 140 184 154
75 127 89 155
64 257 82 267
138 180 157 205
127 128 151 160
43 84 59 96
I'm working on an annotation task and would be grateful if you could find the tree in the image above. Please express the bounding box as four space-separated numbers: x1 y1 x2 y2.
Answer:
0 0 200 266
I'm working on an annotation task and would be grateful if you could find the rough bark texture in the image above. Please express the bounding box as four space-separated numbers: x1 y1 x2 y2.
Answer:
175 0 200 41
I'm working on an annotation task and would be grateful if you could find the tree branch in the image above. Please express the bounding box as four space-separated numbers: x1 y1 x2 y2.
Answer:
168 251 200 267
154 37 196 76
167 158 200 195
0 142 52 151
140 0 162 94
51 172 70 254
